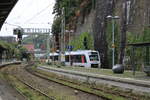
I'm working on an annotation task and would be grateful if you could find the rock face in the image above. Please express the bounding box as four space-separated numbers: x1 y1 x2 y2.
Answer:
75 9 96 36
129 0 150 34
115 0 150 34
74 0 150 68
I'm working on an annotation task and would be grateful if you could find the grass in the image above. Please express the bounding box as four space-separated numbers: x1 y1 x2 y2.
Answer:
34 68 130 100
36 64 150 100
0 66 51 100
0 64 78 100
5 75 50 100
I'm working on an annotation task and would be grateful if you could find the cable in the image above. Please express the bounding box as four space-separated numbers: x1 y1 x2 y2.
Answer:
4 22 21 28
24 4 51 24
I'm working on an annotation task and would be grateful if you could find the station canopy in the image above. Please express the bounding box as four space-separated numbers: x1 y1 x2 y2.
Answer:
0 0 18 29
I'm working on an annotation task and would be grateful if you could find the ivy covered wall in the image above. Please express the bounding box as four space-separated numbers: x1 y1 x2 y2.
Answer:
69 32 94 51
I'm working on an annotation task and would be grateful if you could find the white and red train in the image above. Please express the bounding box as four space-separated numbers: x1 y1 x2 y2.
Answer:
49 50 101 68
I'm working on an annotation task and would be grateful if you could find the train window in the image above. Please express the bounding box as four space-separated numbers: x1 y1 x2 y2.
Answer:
65 55 69 62
50 56 59 61
72 55 87 63
91 52 98 55
75 55 82 63
55 56 58 61
89 55 99 61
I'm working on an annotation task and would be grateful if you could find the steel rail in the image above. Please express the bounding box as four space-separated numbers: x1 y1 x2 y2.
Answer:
0 62 27 100
7 80 28 100
0 62 55 100
36 66 142 100
14 75 55 100
25 67 112 100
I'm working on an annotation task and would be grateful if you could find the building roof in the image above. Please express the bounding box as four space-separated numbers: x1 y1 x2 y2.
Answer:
23 44 34 52
0 0 18 29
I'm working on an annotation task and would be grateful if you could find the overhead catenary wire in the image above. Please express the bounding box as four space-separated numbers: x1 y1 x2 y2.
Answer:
24 4 51 24
4 22 21 27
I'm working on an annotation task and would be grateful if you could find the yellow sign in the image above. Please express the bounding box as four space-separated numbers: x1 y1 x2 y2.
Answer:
112 44 115 48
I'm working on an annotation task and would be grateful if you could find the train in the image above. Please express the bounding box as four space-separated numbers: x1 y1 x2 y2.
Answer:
49 50 101 68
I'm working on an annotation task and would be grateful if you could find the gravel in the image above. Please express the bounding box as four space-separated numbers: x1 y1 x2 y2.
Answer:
0 79 26 100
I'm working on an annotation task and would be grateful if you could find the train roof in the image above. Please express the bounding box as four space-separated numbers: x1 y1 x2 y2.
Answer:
65 50 98 55
49 50 98 56
49 52 59 56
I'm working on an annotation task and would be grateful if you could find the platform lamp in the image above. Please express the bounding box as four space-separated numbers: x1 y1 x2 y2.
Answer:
106 15 120 68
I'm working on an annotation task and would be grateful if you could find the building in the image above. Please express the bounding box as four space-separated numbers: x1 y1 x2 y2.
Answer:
23 44 34 53
0 36 16 43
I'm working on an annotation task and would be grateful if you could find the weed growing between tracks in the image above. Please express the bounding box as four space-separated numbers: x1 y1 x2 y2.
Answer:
2 73 50 100
34 65 150 100
31 67 128 100
2 64 86 100
44 64 147 80
0 64 52 100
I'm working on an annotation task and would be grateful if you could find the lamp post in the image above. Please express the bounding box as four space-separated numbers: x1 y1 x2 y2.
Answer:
107 15 119 67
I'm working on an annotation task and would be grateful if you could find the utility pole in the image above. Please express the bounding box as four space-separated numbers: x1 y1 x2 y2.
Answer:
46 33 50 58
60 7 65 64
52 35 55 64
119 0 127 64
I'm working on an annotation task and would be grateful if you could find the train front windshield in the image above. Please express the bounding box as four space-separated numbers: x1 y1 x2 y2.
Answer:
89 52 99 61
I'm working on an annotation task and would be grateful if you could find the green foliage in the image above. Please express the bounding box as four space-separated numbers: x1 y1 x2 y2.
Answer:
0 40 31 61
0 40 9 50
53 0 80 17
127 28 150 43
142 27 150 42
0 40 16 59
125 28 150 70
52 0 80 35
106 23 150 69
69 32 94 50
52 0 94 35
51 17 61 35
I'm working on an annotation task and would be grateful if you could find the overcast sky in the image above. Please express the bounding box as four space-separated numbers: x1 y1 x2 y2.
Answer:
0 0 55 36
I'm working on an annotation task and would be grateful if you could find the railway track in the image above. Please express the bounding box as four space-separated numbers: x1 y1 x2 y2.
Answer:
32 70 136 100
25 66 111 100
0 64 55 100
1 63 108 100
6 79 28 100
5 74 54 100
0 62 27 100
27 65 145 100
36 66 150 100
1 62 149 100
15 76 55 100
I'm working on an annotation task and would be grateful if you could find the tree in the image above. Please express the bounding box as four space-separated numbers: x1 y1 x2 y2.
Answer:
93 0 114 68
51 17 61 35
119 0 127 64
